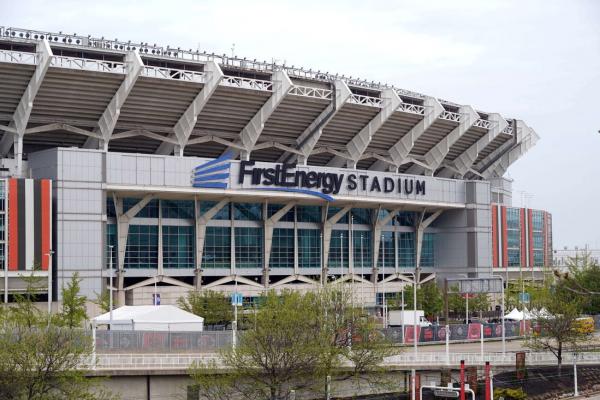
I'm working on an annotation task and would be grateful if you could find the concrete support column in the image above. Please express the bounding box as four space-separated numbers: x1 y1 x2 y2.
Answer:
414 209 443 284
113 193 155 305
0 39 52 175
263 202 296 287
322 205 352 283
371 207 402 282
194 198 230 290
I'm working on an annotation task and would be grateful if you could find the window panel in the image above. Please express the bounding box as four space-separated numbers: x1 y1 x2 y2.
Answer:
235 227 263 268
200 201 230 220
327 207 348 224
162 200 194 219
353 230 372 269
124 225 158 269
234 203 262 221
378 231 395 269
351 208 372 225
270 228 294 268
163 225 194 268
267 204 295 222
203 227 231 268
328 229 349 269
399 232 415 268
298 229 321 269
297 206 321 223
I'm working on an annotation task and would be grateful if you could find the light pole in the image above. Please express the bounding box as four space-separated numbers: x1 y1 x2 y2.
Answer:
381 233 386 327
108 245 114 323
360 233 364 309
46 250 54 316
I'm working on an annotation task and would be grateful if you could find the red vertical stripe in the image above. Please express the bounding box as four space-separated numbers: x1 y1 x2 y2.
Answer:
501 206 508 268
528 209 534 269
8 179 18 271
520 208 526 268
40 180 50 271
491 205 498 268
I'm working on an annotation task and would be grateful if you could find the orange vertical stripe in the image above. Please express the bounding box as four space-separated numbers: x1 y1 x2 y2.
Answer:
8 179 18 271
501 206 508 268
40 180 50 271
491 205 498 268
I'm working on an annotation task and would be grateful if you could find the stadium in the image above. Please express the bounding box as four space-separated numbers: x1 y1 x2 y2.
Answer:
0 27 552 307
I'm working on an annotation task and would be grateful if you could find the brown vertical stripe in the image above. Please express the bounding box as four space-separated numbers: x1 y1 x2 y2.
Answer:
34 180 41 269
17 179 25 271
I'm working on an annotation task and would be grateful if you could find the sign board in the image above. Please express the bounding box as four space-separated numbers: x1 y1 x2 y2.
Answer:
447 277 503 294
152 293 161 305
231 292 243 307
519 292 530 303
434 390 459 398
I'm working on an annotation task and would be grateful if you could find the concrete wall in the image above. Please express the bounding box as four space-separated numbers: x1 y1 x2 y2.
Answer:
28 148 105 299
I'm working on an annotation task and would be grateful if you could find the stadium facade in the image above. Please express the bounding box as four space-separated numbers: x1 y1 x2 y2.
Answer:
0 27 551 306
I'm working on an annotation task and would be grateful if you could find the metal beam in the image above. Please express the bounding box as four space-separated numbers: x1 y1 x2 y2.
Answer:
438 113 508 178
0 39 52 173
472 120 526 174
327 88 402 169
406 106 479 175
279 79 352 164
226 70 292 160
86 51 143 150
156 61 224 156
481 127 538 179
371 96 444 171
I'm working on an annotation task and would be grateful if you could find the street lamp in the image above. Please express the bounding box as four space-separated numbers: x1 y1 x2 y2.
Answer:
108 245 114 323
46 250 54 316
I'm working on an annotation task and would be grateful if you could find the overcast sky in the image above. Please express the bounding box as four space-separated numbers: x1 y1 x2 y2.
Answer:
2 0 599 248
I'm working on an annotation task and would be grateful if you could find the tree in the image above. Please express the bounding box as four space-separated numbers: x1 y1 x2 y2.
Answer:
448 290 491 317
555 252 600 314
56 272 88 328
399 282 443 318
92 290 111 314
525 283 589 367
190 288 398 400
0 273 116 400
178 290 234 327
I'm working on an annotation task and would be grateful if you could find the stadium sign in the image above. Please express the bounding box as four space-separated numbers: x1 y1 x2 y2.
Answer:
193 152 426 201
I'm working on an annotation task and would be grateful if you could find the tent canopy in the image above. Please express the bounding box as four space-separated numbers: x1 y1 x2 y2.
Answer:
93 305 204 331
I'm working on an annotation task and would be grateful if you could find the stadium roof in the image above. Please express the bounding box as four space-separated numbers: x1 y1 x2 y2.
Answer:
0 27 538 179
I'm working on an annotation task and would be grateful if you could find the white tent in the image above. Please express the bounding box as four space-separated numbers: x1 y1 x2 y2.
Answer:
505 308 524 321
93 305 204 332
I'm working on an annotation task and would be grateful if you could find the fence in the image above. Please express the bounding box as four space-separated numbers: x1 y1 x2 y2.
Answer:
380 321 523 344
94 330 234 353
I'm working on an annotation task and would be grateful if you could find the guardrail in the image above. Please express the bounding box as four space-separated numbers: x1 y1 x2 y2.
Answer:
90 350 600 371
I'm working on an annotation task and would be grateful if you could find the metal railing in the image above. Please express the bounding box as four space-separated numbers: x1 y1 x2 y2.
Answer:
0 49 37 65
440 111 462 123
381 321 522 344
220 75 273 91
50 55 126 74
348 93 383 108
142 66 205 83
288 85 333 100
94 330 234 353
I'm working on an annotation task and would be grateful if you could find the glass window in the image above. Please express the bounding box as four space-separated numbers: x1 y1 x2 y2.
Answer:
377 209 394 226
421 233 435 268
0 214 5 241
203 227 230 268
506 208 520 230
162 200 194 219
534 250 544 267
235 227 263 268
351 208 372 225
327 207 348 224
270 228 294 268
533 232 544 250
399 232 415 268
353 230 371 269
532 211 544 231
328 230 349 269
395 212 415 227
267 204 294 222
378 231 395 269
234 203 262 221
200 201 230 220
106 198 116 218
0 180 5 211
507 230 521 249
298 229 321 269
508 249 521 267
124 225 158 269
106 224 117 268
297 205 321 223
163 225 194 268
124 198 159 218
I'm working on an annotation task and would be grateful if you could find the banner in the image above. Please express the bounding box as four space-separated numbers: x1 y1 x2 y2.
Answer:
467 323 482 340
404 326 421 343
